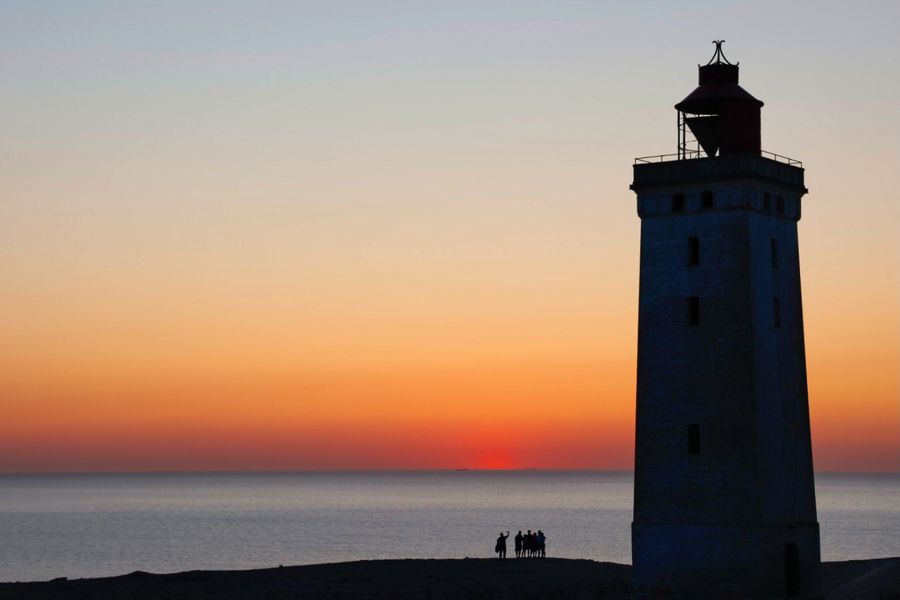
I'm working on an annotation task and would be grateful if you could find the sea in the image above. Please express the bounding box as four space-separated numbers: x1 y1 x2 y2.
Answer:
1 471 898 583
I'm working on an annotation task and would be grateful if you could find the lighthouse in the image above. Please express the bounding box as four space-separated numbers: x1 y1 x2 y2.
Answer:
630 42 822 599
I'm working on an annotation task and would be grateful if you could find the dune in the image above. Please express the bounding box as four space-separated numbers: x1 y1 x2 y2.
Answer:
0 557 896 600
821 558 900 600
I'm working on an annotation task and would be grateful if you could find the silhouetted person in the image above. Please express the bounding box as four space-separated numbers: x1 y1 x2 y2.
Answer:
495 531 510 558
537 530 546 558
514 530 523 558
525 530 534 557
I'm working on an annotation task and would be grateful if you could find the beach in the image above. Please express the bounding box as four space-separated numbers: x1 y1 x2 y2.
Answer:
1 557 897 600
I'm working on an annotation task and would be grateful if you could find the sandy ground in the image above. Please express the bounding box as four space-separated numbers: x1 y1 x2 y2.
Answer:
0 557 896 600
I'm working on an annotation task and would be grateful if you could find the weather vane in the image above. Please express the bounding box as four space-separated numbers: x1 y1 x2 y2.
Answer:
704 40 737 66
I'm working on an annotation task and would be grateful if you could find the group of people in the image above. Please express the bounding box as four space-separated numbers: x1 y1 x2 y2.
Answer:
494 529 546 558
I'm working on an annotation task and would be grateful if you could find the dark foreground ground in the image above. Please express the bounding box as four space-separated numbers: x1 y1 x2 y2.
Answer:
1 557 897 600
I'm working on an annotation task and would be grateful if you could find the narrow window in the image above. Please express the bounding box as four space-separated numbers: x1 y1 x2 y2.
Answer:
688 424 700 454
771 238 779 269
774 297 782 329
785 543 800 597
688 296 700 327
672 193 685 212
688 237 700 266
763 193 771 211
701 190 714 209
777 196 785 214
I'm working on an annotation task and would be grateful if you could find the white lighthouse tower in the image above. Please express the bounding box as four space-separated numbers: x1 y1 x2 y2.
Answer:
630 42 822 599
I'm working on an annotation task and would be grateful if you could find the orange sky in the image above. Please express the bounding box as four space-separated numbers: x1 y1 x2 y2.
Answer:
2 228 896 472
2 3 898 473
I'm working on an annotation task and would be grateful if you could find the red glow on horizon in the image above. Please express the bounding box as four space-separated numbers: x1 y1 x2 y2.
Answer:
473 451 517 471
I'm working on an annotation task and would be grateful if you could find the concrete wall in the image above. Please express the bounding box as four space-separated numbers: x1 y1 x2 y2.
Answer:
633 523 820 598
631 157 821 599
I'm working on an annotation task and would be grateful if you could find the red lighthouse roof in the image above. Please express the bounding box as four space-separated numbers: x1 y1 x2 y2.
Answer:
676 41 763 114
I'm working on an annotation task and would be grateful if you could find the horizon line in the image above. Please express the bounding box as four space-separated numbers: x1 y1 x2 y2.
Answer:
1 468 897 477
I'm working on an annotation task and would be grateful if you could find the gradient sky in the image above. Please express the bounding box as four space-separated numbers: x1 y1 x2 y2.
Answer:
2 1 898 472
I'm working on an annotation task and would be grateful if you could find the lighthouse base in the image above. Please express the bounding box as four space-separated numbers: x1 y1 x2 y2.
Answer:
632 522 822 599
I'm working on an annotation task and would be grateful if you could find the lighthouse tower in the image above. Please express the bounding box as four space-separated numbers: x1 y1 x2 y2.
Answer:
630 42 821 599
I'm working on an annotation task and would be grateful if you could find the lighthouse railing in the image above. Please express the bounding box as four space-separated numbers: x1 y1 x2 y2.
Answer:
634 150 802 168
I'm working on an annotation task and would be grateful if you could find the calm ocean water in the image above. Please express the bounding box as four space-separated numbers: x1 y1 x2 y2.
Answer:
0 471 897 582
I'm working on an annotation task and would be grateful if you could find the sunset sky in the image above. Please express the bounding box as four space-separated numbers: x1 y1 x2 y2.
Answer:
2 1 898 473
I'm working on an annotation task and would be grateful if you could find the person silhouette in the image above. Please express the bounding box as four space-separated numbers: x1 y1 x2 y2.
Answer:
537 530 546 558
514 530 523 558
495 531 510 558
